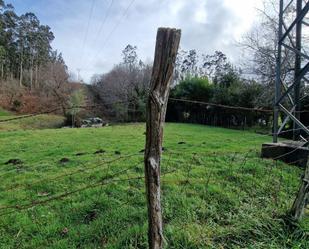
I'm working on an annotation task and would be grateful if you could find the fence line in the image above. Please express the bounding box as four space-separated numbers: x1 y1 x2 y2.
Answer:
0 166 178 217
169 98 273 113
1 142 303 189
4 153 142 192
0 143 305 221
0 99 137 123
0 97 308 142
0 97 306 124
0 151 141 179
0 146 303 204
169 97 309 113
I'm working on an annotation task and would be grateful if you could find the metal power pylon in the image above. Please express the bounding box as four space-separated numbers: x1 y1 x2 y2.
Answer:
273 0 309 143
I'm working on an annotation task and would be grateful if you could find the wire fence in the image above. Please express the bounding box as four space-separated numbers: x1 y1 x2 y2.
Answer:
0 99 136 123
0 97 308 138
169 98 309 113
0 152 180 217
0 98 307 222
0 144 305 217
2 97 306 142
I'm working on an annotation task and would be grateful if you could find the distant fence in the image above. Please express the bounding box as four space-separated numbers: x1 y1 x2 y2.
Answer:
166 98 273 130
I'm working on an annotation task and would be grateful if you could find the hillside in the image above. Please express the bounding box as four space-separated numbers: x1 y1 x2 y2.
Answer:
0 108 11 117
0 111 65 131
0 123 308 248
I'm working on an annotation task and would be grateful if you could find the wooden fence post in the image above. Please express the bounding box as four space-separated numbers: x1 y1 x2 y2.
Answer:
290 162 309 221
144 27 181 249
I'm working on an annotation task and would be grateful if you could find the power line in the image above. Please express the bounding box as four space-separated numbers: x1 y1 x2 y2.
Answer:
89 0 136 69
90 0 115 52
80 0 97 66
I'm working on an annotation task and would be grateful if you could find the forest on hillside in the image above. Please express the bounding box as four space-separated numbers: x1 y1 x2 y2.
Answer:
0 0 81 116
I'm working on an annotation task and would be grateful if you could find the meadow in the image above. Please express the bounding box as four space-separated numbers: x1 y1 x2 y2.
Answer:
0 120 308 248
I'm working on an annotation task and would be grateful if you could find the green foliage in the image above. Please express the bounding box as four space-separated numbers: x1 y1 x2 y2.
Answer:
213 63 241 88
211 80 264 108
172 77 213 101
0 123 307 248
66 89 86 127
171 73 264 110
68 89 85 116
0 0 58 84
172 49 271 111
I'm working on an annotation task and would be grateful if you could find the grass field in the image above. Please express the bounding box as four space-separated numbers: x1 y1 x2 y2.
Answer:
0 123 308 248
0 108 12 117
0 113 65 131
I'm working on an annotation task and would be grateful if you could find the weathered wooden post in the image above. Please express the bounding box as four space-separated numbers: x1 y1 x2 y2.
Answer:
144 27 181 249
290 162 309 221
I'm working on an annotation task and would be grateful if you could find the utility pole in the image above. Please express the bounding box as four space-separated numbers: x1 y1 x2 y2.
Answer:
77 68 81 82
270 0 309 222
293 0 302 140
273 0 309 142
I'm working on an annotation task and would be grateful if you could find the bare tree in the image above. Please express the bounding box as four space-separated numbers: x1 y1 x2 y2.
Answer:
42 61 70 114
92 45 152 121
240 0 304 108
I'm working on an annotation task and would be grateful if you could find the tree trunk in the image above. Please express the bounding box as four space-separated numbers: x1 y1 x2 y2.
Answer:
35 63 38 88
290 162 309 221
19 56 23 87
1 61 3 79
30 69 33 90
144 27 181 249
30 55 34 90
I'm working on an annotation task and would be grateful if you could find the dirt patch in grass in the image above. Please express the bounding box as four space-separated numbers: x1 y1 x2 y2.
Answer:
76 152 86 156
5 159 23 165
94 149 105 155
59 158 70 164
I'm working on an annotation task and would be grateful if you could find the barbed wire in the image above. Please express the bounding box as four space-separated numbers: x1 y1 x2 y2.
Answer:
0 150 129 179
1 153 194 196
0 99 136 123
169 98 273 113
3 153 142 193
169 97 309 113
0 98 308 221
0 134 304 184
0 107 61 123
0 161 146 210
0 166 135 216
1 97 308 146
0 165 178 217
0 144 305 219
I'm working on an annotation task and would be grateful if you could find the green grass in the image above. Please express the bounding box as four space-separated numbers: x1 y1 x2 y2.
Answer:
0 123 308 248
0 114 65 131
0 108 12 117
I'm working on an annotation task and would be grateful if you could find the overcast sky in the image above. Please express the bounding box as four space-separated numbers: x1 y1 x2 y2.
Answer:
9 0 264 83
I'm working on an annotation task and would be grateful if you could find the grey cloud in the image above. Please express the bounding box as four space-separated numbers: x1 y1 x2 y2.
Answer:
10 0 259 82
